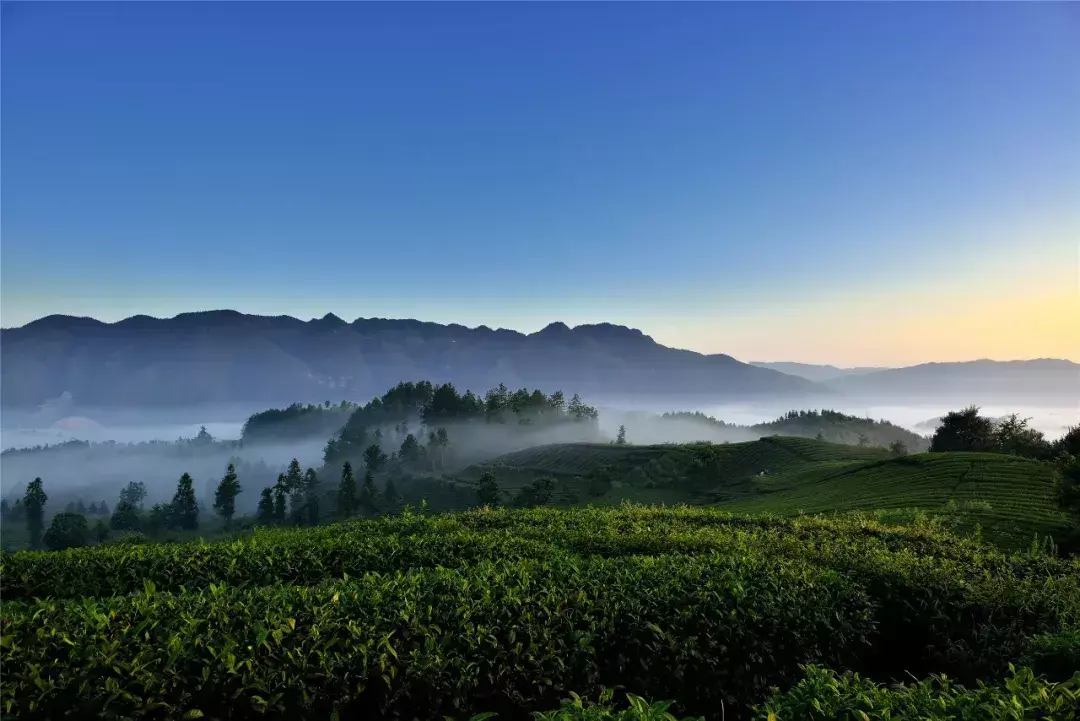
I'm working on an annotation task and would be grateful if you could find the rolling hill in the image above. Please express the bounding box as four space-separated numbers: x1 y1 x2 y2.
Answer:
456 436 1068 549
0 311 821 408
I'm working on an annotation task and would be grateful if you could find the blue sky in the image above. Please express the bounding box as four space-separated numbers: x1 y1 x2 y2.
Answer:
2 3 1077 364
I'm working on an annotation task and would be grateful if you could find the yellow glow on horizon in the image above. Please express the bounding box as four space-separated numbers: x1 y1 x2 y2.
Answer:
658 286 1079 367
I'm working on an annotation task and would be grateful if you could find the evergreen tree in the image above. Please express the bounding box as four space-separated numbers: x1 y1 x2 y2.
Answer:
23 477 48 550
44 512 89 551
615 425 627 445
213 463 242 528
287 458 306 524
171 473 199 530
146 503 173 537
476 471 500 507
99 500 110 516
338 461 358 518
815 431 825 441
856 433 870 448
399 434 421 465
363 443 388 474
303 468 320 526
118 481 147 510
0 498 9 520
76 499 87 515
256 487 275 525
273 474 288 524
87 501 99 516
65 501 77 513
361 469 379 513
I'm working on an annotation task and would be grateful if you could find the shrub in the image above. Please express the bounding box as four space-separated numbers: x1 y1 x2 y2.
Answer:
42 512 89 551
755 665 1080 720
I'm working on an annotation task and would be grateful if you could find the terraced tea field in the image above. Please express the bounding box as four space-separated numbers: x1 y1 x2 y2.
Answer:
3 506 1078 719
458 437 1068 549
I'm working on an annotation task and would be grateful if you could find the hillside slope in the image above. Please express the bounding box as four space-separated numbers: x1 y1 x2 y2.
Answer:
0 311 821 408
459 437 1067 549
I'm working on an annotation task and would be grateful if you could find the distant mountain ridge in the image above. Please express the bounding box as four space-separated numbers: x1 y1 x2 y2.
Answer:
824 358 1080 403
0 311 820 408
750 361 890 383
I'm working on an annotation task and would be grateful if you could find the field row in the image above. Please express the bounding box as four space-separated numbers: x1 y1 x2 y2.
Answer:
5 545 1078 720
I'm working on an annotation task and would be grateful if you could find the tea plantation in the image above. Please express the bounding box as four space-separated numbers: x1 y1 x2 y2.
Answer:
460 437 1068 550
3 505 1079 719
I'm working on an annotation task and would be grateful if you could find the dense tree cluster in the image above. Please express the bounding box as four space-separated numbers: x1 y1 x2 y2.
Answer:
240 401 358 443
323 381 598 468
659 409 928 450
928 406 1072 460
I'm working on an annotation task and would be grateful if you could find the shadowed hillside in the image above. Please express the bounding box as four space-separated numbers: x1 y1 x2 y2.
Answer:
0 312 820 408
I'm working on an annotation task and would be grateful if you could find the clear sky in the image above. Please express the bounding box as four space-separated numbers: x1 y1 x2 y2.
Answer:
2 2 1077 366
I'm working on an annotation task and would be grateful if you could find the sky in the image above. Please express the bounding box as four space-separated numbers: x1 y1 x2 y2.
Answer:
2 2 1078 366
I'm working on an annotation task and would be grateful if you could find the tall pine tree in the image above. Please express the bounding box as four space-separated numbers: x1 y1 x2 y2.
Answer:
256 487 275 525
361 470 379 514
171 473 199 530
23 477 48 550
337 461 357 518
273 474 288 524
286 458 305 524
303 468 320 526
213 463 242 529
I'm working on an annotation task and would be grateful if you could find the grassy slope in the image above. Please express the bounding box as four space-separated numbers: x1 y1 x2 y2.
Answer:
459 436 1067 549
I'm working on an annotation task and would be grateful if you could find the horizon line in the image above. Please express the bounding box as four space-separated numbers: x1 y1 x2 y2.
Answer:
3 309 1077 368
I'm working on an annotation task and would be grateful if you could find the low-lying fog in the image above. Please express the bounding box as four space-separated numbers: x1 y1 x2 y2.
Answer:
2 400 1075 512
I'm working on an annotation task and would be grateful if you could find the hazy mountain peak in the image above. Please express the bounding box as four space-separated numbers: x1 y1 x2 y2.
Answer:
534 321 572 336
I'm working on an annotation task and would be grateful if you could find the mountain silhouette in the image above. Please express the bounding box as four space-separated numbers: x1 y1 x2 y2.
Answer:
0 312 821 408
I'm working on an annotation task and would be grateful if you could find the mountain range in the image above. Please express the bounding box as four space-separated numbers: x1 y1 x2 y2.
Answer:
750 361 889 383
1 312 1075 410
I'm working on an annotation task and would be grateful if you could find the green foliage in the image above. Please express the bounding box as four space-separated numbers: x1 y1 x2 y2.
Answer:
110 501 142 532
324 380 598 467
42 511 88 551
3 505 1078 719
256 487 275 525
515 476 556 507
117 480 147 509
930 406 1056 460
22 477 47 549
92 518 109 544
665 409 928 450
337 461 358 518
399 433 422 465
616 425 627 445
273 474 288 524
0 545 875 719
303 467 320 525
213 463 242 527
241 401 356 443
171 472 199 530
361 469 379 513
756 665 1080 720
363 443 388 474
533 690 703 721
1023 629 1080 681
889 440 908 457
476 471 500 507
